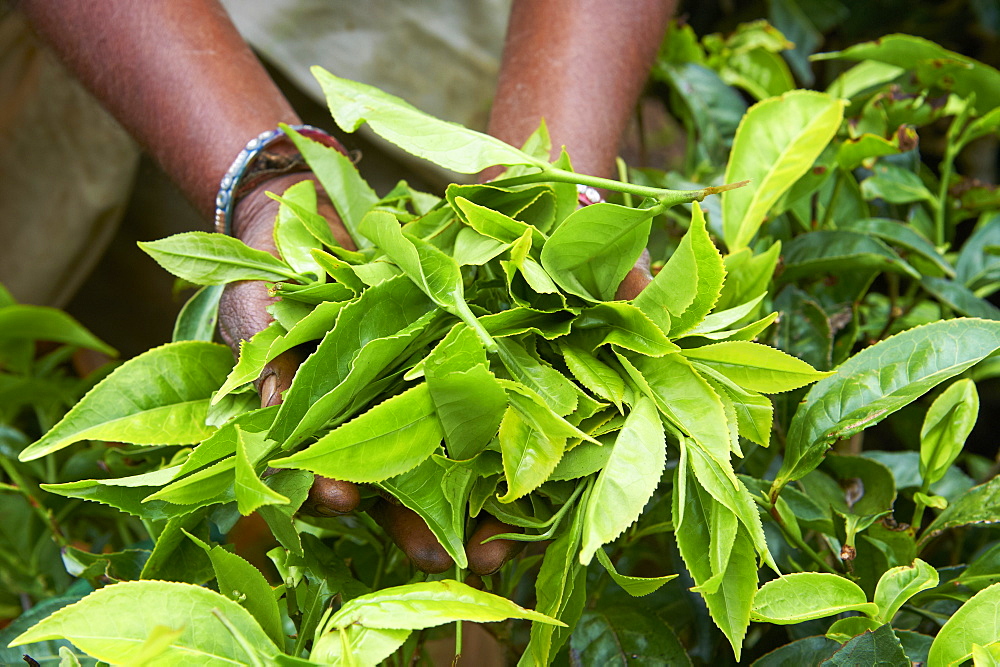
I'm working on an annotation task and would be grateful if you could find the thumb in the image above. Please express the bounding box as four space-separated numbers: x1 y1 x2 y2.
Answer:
256 348 304 408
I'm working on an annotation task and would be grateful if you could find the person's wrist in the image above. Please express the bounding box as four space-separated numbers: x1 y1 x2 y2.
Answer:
230 171 320 246
215 125 346 236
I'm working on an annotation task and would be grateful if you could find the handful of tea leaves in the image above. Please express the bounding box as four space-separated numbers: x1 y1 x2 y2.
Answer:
19 72 829 662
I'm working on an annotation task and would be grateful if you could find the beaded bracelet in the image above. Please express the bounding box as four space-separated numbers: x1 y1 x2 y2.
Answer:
576 184 603 207
214 124 344 235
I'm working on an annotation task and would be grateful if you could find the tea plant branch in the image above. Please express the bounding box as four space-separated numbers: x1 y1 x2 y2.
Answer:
934 97 975 246
0 457 66 547
491 166 749 207
762 496 840 575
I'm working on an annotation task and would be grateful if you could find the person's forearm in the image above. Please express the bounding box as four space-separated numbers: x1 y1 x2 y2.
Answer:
18 0 299 222
488 0 675 179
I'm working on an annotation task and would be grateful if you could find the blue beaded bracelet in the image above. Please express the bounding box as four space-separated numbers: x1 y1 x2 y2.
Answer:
213 124 342 235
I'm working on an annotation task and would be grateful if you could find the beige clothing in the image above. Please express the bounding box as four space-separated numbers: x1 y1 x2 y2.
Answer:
0 2 510 310
0 12 139 307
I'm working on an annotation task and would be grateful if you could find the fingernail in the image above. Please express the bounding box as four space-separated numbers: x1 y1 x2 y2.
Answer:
313 504 345 517
260 374 279 407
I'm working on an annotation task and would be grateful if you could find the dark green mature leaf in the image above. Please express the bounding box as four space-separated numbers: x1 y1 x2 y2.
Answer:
816 34 1000 112
0 305 115 355
270 275 435 447
841 218 954 278
821 624 909 667
956 215 1000 290
540 202 658 302
579 397 665 564
21 341 233 461
860 163 933 205
776 319 1000 491
139 232 304 285
919 476 1000 549
361 210 494 349
652 61 746 166
921 276 1000 320
751 635 840 666
8 581 279 664
751 573 878 623
780 231 920 283
314 67 544 174
283 124 377 246
569 605 690 665
0 592 92 667
271 383 442 482
723 91 843 250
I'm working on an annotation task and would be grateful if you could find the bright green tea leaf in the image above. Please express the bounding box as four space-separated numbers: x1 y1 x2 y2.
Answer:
234 428 288 515
186 532 285 648
929 583 1000 667
920 379 979 487
360 210 493 349
313 68 544 174
138 232 303 285
8 581 279 664
751 573 878 623
326 579 564 630
20 341 233 461
873 559 939 624
540 202 658 302
283 124 377 246
271 383 442 483
594 548 676 597
579 397 665 564
172 284 224 343
0 305 115 355
682 340 831 393
723 91 843 250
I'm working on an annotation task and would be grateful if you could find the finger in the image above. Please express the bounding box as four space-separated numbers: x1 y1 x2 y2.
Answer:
253 347 303 408
465 515 525 576
299 475 361 516
369 500 454 574
614 248 653 301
